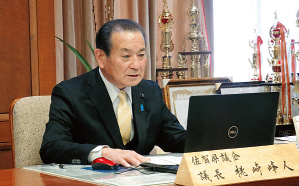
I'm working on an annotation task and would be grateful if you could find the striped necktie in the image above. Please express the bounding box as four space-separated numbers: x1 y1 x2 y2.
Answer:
117 90 132 145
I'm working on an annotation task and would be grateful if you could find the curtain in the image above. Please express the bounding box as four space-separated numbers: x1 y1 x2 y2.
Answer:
55 0 103 83
114 0 157 80
54 0 213 83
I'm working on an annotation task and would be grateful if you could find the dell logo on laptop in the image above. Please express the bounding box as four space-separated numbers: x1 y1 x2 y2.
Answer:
228 126 238 138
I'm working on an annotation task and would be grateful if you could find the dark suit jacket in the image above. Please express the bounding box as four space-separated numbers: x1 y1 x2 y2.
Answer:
40 67 185 164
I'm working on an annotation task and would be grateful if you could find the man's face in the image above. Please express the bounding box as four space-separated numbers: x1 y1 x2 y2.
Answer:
95 31 147 89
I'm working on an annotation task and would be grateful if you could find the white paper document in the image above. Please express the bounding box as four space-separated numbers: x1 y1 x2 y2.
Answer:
146 156 182 165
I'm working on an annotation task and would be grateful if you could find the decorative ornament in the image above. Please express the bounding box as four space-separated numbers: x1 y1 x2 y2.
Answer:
158 0 174 79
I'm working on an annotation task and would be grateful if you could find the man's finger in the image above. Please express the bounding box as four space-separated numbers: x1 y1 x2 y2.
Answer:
117 158 132 167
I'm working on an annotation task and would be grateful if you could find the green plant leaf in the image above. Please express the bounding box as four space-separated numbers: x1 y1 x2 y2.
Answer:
55 36 92 71
86 40 96 62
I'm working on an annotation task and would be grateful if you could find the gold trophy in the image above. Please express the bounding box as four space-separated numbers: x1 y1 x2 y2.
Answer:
159 0 174 79
176 39 187 79
248 44 259 81
291 10 299 81
291 10 299 115
187 0 203 78
267 12 289 83
202 39 210 77
291 39 299 83
268 25 282 83
248 37 259 81
267 13 292 126
248 30 263 81
292 41 299 63
272 86 283 125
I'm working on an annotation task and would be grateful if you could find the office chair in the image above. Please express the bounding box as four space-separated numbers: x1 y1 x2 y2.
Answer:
10 95 167 168
10 96 51 168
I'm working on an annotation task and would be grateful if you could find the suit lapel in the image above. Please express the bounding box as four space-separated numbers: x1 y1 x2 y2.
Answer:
132 85 147 151
87 69 124 149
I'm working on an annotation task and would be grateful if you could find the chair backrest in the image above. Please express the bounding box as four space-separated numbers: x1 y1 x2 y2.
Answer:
11 96 51 168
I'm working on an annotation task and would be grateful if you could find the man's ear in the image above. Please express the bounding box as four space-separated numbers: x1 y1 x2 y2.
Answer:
94 49 106 68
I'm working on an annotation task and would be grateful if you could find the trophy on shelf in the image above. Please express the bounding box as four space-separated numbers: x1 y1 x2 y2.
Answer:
176 39 188 79
268 25 282 83
291 39 299 83
291 10 299 82
267 12 289 83
248 30 263 81
292 40 299 65
292 82 299 107
291 9 299 116
269 12 292 126
187 0 203 78
158 0 174 79
271 86 283 125
202 39 210 77
283 106 292 125
248 42 259 81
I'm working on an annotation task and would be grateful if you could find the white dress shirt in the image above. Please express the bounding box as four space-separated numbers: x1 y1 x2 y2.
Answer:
87 68 134 163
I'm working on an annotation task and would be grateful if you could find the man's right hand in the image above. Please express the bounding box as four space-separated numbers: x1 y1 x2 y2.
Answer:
101 147 150 167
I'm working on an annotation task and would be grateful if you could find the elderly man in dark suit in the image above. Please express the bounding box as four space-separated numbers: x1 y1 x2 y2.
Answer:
40 19 185 167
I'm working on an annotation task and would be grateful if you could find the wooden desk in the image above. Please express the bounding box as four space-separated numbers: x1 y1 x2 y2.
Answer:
0 168 97 186
1 167 299 186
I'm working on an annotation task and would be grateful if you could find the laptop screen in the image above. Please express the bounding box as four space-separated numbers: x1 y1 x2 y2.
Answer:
184 92 279 152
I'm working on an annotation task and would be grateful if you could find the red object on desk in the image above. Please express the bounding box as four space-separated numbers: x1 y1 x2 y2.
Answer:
91 157 118 170
92 157 117 166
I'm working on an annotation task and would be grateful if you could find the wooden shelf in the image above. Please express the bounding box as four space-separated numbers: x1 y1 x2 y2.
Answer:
178 51 212 55
156 68 188 72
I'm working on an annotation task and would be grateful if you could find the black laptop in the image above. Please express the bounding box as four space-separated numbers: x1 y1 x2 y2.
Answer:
184 92 279 152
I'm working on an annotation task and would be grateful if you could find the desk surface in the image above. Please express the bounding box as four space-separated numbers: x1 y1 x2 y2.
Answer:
0 168 97 186
0 166 176 186
1 143 298 186
7 154 180 186
2 167 299 186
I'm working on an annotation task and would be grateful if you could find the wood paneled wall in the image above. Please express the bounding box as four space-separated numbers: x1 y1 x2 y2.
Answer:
0 0 32 114
36 0 56 95
0 0 56 169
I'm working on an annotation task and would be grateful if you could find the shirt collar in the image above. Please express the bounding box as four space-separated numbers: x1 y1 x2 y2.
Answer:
99 68 132 103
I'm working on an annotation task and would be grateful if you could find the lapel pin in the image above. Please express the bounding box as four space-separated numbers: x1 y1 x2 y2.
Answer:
140 104 145 111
